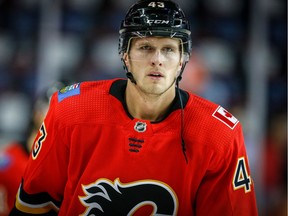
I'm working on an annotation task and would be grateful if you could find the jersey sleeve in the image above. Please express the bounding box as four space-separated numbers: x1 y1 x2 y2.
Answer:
11 93 69 215
195 123 258 215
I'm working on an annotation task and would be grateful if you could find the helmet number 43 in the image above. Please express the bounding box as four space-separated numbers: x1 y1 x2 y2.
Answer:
148 2 165 8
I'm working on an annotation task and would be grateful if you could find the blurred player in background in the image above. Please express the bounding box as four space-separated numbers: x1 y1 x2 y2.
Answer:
0 138 28 216
0 83 63 216
10 0 258 215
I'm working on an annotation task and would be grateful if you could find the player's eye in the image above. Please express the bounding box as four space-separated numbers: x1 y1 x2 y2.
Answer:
139 45 153 51
162 47 174 53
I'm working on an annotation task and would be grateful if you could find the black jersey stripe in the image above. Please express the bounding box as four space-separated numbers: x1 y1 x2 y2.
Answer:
15 180 62 214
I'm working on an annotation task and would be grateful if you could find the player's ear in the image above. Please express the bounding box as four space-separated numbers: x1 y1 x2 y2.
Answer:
177 58 183 71
179 59 183 68
123 53 129 66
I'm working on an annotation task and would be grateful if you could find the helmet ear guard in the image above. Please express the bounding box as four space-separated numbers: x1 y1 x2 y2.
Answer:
118 0 192 63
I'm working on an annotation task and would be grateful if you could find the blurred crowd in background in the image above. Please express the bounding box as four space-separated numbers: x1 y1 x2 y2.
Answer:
0 0 286 215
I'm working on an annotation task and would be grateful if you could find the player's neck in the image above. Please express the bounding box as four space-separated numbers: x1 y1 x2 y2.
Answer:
125 82 175 122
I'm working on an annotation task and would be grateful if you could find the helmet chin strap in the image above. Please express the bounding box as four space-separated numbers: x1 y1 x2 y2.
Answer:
121 58 137 84
176 61 187 83
176 61 188 163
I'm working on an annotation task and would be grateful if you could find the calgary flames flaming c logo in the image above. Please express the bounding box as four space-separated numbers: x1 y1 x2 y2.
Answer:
79 178 178 215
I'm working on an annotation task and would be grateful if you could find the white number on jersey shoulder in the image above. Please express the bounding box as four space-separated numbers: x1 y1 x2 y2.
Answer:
232 157 252 193
32 123 47 160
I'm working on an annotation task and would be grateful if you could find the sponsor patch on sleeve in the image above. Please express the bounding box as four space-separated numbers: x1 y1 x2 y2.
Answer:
58 83 80 102
212 106 239 129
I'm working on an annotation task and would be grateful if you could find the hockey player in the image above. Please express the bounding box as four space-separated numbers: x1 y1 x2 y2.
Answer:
10 0 258 215
0 83 63 216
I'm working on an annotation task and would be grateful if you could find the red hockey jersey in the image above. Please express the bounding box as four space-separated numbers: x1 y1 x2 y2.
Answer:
13 79 258 215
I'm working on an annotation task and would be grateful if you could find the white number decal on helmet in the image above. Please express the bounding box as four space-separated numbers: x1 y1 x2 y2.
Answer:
148 2 165 8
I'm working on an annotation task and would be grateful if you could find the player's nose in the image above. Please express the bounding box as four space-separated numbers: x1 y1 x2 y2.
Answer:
150 50 164 66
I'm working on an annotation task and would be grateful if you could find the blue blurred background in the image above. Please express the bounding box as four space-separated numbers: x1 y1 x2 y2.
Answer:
0 0 286 215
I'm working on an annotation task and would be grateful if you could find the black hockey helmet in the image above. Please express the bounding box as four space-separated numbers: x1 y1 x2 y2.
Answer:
119 0 192 62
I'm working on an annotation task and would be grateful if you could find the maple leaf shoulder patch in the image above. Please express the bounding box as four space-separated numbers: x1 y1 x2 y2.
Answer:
212 106 239 129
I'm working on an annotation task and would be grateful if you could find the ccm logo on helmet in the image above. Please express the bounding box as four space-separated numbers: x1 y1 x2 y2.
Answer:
147 19 170 24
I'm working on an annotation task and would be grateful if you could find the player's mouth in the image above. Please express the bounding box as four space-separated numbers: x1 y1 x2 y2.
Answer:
148 71 164 80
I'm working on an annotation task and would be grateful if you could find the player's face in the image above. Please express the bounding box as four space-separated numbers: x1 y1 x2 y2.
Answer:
124 37 182 96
